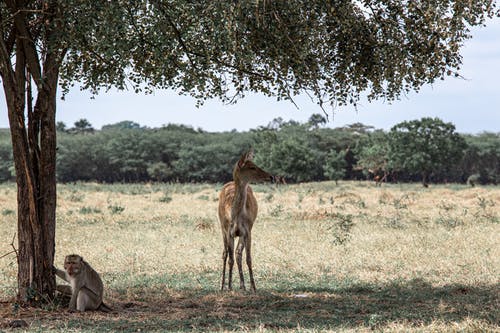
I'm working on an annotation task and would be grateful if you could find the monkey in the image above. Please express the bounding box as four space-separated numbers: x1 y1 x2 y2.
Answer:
54 254 112 312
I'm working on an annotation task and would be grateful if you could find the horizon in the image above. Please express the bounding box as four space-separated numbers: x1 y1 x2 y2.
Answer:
1 115 499 135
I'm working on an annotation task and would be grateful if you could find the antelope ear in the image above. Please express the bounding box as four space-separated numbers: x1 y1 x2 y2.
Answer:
237 148 254 168
246 148 254 161
237 153 246 168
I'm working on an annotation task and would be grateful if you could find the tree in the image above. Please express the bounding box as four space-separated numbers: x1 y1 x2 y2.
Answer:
323 149 347 184
69 118 94 134
0 1 497 305
308 113 327 129
267 137 320 183
55 121 67 132
356 130 390 182
0 138 14 181
253 121 325 182
102 121 142 131
388 118 467 187
461 132 500 184
56 134 105 182
147 162 172 182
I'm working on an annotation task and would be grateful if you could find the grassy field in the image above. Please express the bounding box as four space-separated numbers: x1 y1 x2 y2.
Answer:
0 181 499 332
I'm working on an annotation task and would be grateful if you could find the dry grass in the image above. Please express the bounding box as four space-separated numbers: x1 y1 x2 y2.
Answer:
0 181 498 332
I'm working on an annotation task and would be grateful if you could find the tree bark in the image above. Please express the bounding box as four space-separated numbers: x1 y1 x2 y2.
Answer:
422 172 429 188
6 68 57 304
6 75 58 304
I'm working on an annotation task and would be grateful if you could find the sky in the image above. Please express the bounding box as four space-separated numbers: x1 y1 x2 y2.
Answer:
1 18 499 134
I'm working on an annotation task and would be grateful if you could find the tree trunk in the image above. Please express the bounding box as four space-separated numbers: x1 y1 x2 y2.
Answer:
422 172 429 188
6 81 57 303
0 20 59 304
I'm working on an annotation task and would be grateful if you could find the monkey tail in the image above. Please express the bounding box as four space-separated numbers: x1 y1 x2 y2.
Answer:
98 302 113 313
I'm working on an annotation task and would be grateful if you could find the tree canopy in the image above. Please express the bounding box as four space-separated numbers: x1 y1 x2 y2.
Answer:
54 1 500 108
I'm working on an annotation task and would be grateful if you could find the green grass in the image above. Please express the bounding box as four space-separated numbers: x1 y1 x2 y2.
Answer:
0 181 498 332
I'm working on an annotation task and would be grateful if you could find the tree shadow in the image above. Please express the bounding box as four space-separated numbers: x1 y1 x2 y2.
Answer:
1 278 498 331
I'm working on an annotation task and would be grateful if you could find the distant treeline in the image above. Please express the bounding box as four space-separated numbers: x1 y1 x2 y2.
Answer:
0 116 498 185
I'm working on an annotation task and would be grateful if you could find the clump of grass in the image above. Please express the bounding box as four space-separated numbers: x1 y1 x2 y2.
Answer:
297 192 305 204
318 194 335 206
324 212 354 245
385 216 407 229
392 194 410 210
159 193 173 203
195 217 215 231
345 197 366 209
476 195 494 210
107 204 125 214
179 183 212 194
1 208 15 216
269 204 284 217
335 190 358 199
378 192 393 205
67 191 84 202
474 195 498 223
436 215 464 228
438 200 456 212
78 206 102 215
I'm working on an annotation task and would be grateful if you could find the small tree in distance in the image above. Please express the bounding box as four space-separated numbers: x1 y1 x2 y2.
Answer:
308 114 327 129
69 119 94 134
388 117 467 187
356 130 390 182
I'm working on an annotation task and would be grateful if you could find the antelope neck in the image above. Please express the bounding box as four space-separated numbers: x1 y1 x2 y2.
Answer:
231 179 248 218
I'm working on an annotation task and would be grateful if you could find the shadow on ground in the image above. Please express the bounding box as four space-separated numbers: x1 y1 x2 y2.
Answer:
1 278 498 331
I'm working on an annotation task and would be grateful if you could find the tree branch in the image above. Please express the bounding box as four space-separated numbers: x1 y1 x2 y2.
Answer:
152 2 275 83
5 0 43 88
0 233 18 260
0 23 18 102
3 20 17 55
154 3 199 72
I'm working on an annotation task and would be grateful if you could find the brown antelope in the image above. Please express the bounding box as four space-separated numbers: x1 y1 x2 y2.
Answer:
218 149 274 292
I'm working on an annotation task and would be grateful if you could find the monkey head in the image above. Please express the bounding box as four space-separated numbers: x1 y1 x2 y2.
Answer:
64 254 83 276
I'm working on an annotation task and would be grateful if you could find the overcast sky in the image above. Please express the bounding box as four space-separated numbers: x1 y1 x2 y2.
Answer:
1 18 499 134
